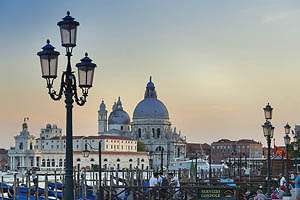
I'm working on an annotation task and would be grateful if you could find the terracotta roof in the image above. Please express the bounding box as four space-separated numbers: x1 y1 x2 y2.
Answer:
84 135 135 141
73 151 147 155
49 135 135 141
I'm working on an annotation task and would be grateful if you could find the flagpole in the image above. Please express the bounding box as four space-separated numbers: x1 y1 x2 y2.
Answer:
273 138 275 156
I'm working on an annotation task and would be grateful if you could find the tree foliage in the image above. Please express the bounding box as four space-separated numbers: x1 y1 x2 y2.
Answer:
137 141 146 152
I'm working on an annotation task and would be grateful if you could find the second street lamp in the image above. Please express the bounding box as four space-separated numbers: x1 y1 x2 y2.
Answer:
37 12 97 200
284 124 291 197
82 141 103 199
262 103 274 199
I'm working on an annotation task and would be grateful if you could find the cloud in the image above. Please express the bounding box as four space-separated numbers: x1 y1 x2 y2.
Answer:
262 9 300 24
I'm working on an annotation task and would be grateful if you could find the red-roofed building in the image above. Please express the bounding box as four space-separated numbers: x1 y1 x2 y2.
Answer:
211 139 263 164
186 143 210 159
10 123 149 171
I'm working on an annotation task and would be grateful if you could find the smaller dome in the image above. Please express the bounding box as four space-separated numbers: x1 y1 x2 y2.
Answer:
108 97 130 125
108 110 130 125
46 124 51 129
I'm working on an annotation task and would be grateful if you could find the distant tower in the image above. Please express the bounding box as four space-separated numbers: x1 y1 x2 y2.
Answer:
98 99 108 135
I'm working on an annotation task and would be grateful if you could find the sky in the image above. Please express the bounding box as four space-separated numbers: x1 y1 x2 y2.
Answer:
1 0 300 148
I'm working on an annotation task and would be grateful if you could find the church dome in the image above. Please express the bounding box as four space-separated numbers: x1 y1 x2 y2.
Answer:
133 77 169 120
108 97 130 125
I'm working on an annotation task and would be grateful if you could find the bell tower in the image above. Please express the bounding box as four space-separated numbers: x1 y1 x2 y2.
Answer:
98 99 108 135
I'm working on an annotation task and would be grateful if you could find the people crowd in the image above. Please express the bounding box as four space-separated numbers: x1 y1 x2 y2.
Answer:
241 172 300 200
149 172 181 200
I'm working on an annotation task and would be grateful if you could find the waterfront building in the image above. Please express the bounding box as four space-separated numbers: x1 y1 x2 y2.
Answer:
8 118 35 171
211 139 263 163
97 77 187 169
186 143 210 159
8 123 148 171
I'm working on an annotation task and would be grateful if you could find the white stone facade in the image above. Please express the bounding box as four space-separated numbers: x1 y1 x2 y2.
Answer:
8 118 35 171
98 77 187 170
9 123 148 171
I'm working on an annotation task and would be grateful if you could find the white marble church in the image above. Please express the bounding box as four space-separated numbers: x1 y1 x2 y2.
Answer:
8 77 185 171
98 77 187 170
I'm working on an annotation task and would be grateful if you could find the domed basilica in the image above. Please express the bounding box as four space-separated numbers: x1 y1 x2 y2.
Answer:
98 77 186 169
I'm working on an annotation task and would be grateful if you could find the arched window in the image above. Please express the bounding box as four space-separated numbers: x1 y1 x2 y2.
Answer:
177 147 180 157
138 128 141 138
76 158 81 162
42 159 45 167
30 142 33 150
47 159 50 167
156 146 164 152
104 158 108 162
19 143 23 150
52 159 55 167
129 159 132 162
117 158 120 162
59 159 62 167
152 128 155 138
141 159 144 162
157 128 161 138
121 126 123 131
90 158 95 162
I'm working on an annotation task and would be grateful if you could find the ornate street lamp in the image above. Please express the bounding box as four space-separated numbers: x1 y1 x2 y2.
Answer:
82 144 90 158
262 103 274 199
82 141 103 199
263 103 273 121
57 11 79 48
37 12 97 200
294 133 298 174
284 127 291 197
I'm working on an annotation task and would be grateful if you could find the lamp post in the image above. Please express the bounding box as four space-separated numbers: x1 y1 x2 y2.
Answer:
209 148 212 181
148 151 154 170
195 152 198 181
228 155 231 178
160 149 164 172
294 134 298 174
37 12 97 200
82 141 103 199
262 103 274 199
284 124 291 197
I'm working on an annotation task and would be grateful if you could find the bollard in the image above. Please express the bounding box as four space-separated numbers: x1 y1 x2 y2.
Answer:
1 176 3 200
13 174 16 200
17 178 20 200
54 170 58 200
35 175 38 200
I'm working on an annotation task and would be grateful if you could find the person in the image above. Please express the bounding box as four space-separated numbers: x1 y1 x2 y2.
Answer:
32 171 37 186
149 172 159 200
253 189 266 200
157 172 168 200
168 173 180 199
271 186 284 199
279 174 286 191
295 172 300 200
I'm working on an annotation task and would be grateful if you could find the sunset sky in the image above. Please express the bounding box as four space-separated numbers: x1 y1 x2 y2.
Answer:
1 0 300 148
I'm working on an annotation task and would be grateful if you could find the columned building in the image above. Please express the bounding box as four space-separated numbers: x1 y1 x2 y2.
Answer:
9 123 148 171
98 77 187 170
8 118 35 171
